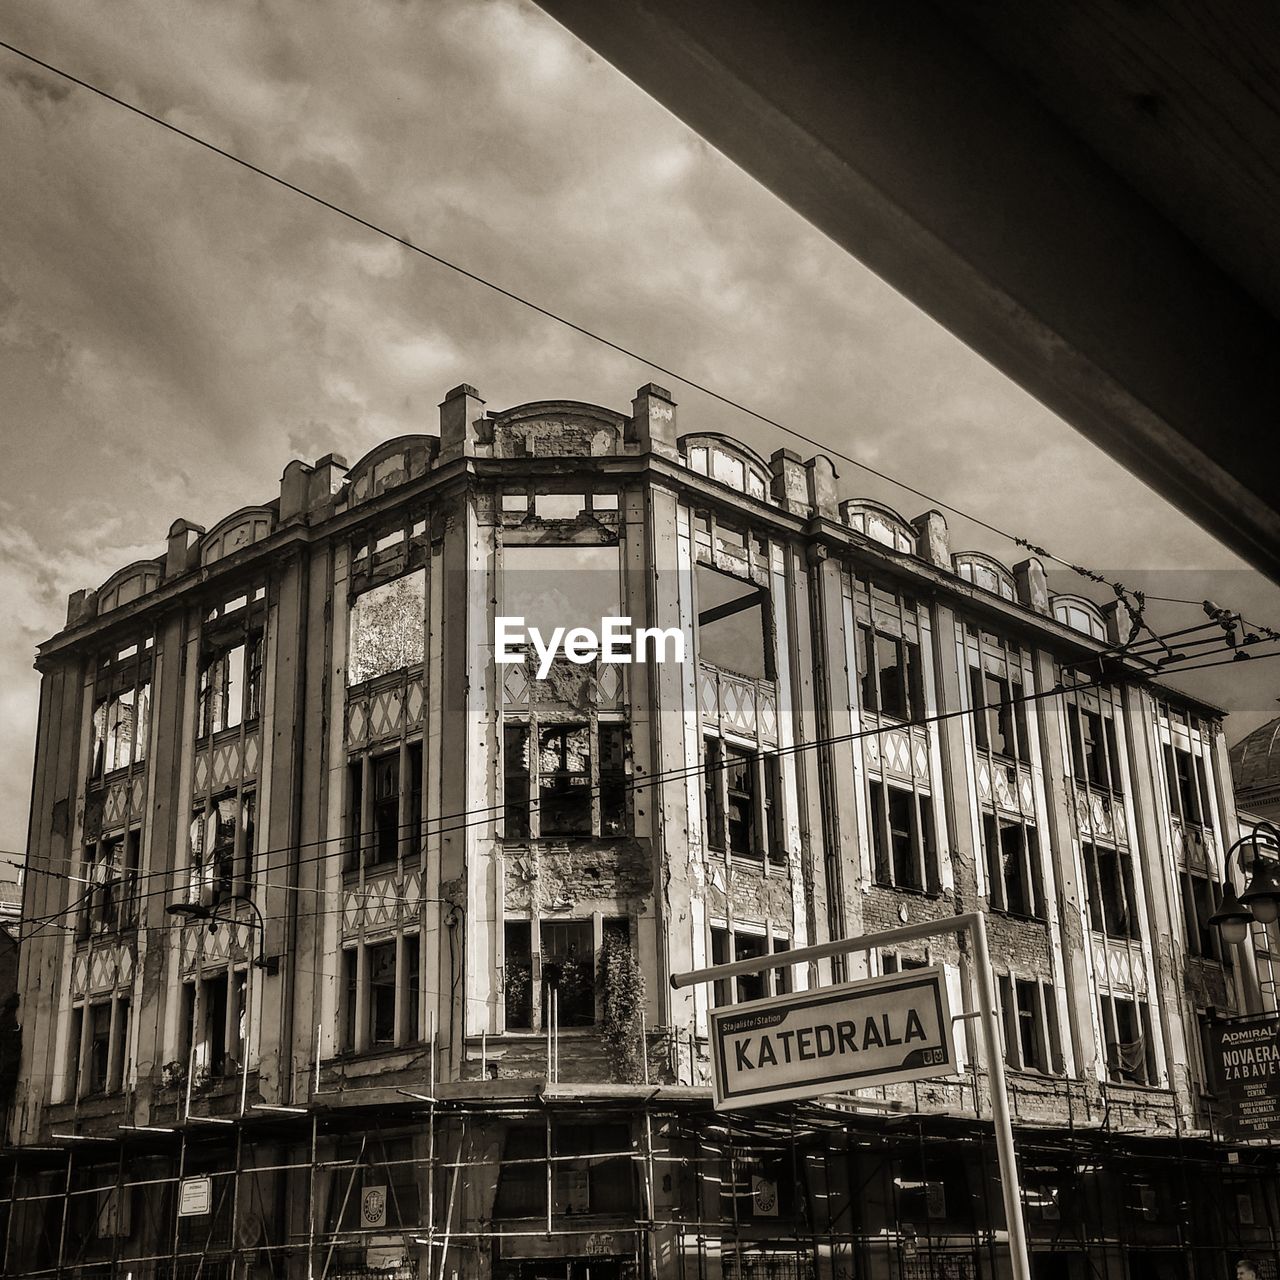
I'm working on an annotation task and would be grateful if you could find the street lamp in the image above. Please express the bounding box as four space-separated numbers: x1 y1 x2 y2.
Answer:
167 889 278 1117
165 891 277 972
1209 820 1280 947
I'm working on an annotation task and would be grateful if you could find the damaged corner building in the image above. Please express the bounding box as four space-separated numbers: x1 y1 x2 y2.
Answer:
6 382 1279 1278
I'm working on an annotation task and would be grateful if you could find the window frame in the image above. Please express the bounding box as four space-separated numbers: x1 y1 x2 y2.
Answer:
982 812 1045 920
89 639 153 780
1082 840 1142 941
997 974 1064 1076
501 716 632 842
868 780 939 894
338 931 425 1054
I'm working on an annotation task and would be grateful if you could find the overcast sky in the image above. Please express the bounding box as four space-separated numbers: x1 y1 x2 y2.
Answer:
2 0 1278 858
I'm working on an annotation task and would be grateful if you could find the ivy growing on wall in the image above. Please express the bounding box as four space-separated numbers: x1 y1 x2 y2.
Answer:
599 930 646 1083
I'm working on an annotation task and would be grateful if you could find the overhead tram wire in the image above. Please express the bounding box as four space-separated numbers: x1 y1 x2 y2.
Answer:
0 37 1243 640
15 624 1271 935
16 641 1280 941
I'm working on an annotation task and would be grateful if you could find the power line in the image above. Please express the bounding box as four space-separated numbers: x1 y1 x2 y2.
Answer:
14 667 1118 939
20 637 1279 944
0 37 1160 612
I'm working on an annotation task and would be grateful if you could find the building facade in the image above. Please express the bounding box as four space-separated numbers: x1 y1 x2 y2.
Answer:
3 383 1277 1279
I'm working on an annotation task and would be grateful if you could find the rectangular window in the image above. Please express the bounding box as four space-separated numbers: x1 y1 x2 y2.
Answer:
859 626 922 721
869 782 938 892
86 1002 113 1095
983 814 1044 919
370 753 400 867
204 972 229 1078
198 642 245 738
341 949 358 1052
696 562 772 681
710 927 791 1007
538 725 592 837
346 759 365 865
1069 705 1123 792
368 940 397 1046
91 679 152 778
598 724 629 836
1083 842 1141 940
970 667 1031 762
998 977 1062 1075
504 725 531 839
724 745 758 855
703 737 724 851
504 921 534 1030
188 796 241 906
541 920 595 1028
347 570 426 686
1099 996 1158 1086
406 742 423 859
404 933 421 1044
503 721 631 840
1184 873 1224 961
1164 743 1212 827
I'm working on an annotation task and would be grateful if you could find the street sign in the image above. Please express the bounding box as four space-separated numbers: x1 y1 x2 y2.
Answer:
1211 1016 1280 1137
709 966 956 1110
177 1175 212 1217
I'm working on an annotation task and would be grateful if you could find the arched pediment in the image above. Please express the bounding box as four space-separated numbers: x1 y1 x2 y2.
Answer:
679 432 774 503
97 560 164 614
345 435 436 505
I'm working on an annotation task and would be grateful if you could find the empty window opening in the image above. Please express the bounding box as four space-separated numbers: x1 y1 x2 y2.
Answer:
695 563 772 681
1099 995 1158 1086
541 920 596 1029
1163 743 1213 828
503 721 630 840
983 814 1044 919
711 927 791 1007
869 781 939 893
501 544 622 653
1083 842 1141 940
970 666 1031 763
859 627 923 721
1068 704 1124 793
998 976 1063 1075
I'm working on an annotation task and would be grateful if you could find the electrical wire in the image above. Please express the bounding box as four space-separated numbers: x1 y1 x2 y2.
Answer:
18 640 1279 943
0 36 1177 614
13 668 1115 940
15 626 1268 925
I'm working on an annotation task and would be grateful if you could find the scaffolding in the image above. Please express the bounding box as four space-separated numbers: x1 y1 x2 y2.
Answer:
4 1078 1280 1280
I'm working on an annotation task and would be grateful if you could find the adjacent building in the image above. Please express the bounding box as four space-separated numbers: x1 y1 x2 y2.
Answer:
4 384 1277 1279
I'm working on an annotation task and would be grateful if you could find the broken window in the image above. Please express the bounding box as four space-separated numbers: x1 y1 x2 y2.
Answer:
198 635 263 738
346 742 424 869
539 725 592 836
1099 995 1158 1086
970 666 1032 763
501 544 623 653
859 626 923 720
347 569 426 685
982 813 1044 919
541 920 595 1028
75 996 130 1096
868 781 939 893
368 940 397 1046
711 927 791 1007
1163 742 1213 828
1068 704 1124 793
504 921 534 1030
1083 842 1140 940
90 648 152 778
502 720 630 840
338 934 424 1052
695 563 772 680
703 737 784 861
1183 872 1225 961
188 797 236 906
998 976 1063 1075
86 1001 113 1095
185 968 247 1081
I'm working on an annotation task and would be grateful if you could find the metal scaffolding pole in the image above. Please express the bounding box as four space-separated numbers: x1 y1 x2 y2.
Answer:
672 910 1034 1280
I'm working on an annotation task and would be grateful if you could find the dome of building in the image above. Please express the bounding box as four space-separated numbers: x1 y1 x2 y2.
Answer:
1231 716 1280 821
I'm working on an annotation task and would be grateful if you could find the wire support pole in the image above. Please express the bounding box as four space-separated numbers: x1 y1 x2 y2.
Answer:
671 910 1033 1280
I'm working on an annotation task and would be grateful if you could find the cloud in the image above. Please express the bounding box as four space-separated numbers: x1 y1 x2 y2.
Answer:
0 0 1276 853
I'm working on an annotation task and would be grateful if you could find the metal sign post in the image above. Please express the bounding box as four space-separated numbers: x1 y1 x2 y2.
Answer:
672 910 1032 1280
